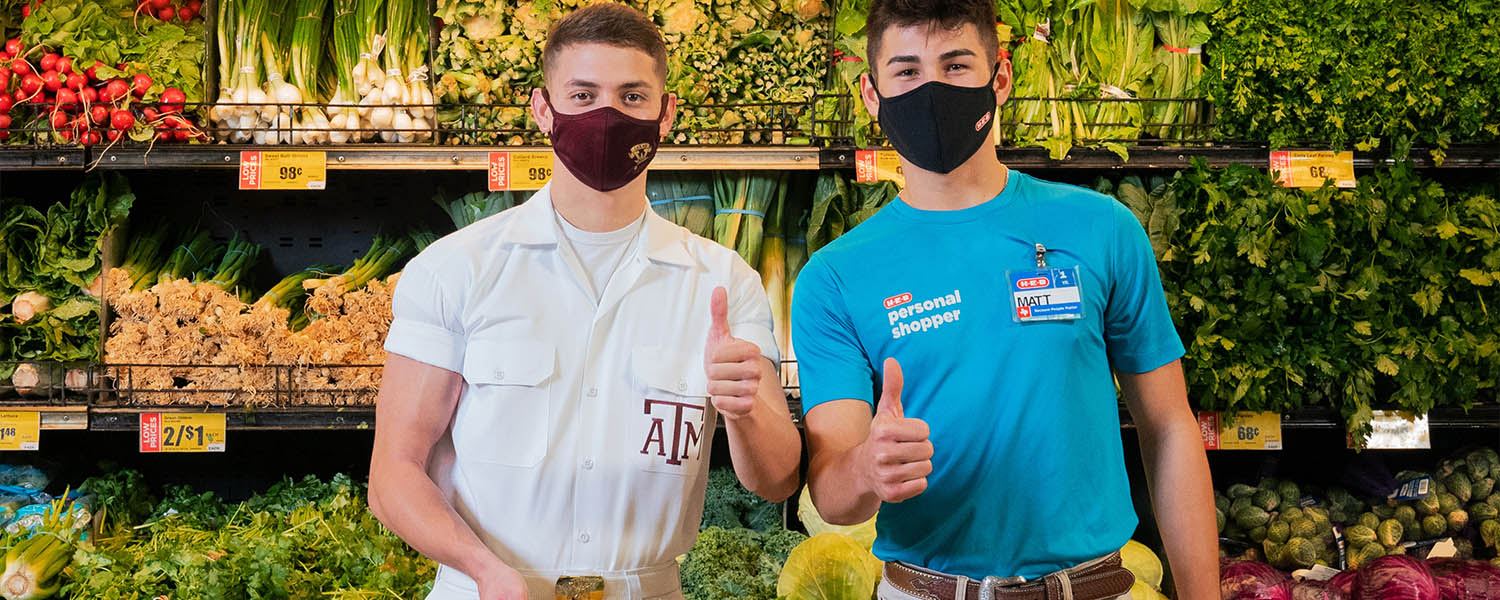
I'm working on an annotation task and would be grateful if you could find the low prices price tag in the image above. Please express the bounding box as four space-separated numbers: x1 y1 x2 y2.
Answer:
140 413 226 453
1198 411 1283 450
0 412 40 451
488 151 554 191
854 149 904 187
239 151 327 190
1269 150 1356 189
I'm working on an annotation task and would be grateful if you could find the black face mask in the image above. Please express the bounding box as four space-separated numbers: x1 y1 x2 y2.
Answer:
877 79 997 174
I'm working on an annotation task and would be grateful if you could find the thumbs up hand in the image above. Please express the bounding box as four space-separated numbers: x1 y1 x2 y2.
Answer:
706 286 764 422
861 358 933 503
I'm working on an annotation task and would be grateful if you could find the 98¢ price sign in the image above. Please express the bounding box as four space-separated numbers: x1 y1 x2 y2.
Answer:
1198 411 1283 450
140 412 226 453
488 151 554 191
240 151 328 190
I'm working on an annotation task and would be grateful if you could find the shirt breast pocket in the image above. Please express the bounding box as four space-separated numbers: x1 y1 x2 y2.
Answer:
456 338 555 468
630 346 714 477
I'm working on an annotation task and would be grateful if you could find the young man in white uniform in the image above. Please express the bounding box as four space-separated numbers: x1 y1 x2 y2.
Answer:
367 5 802 600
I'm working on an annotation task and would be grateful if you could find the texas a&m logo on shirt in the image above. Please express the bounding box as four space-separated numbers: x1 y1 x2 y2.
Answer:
640 398 706 467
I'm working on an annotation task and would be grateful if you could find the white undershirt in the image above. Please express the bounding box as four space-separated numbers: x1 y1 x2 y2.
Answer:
554 210 646 302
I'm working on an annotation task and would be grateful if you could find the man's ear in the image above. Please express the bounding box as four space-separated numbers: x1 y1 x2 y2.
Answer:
993 57 1014 106
658 93 678 140
860 73 881 120
531 87 552 134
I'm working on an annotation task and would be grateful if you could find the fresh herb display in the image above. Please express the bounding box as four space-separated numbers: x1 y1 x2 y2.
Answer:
1102 162 1500 440
1206 0 1500 159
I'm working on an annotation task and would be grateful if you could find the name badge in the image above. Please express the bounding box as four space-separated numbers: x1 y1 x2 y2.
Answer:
1007 267 1084 322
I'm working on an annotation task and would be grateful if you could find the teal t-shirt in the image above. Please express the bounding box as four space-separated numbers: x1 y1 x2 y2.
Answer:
790 171 1184 580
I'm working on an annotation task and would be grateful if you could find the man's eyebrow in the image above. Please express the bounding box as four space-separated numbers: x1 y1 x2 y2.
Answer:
939 48 978 61
564 79 599 89
619 81 651 90
885 54 920 66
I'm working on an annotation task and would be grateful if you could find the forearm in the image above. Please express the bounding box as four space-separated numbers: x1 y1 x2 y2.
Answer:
724 372 801 502
1139 420 1218 599
370 458 508 583
807 440 880 526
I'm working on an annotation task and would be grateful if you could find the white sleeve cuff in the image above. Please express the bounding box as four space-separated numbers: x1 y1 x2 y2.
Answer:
384 318 465 373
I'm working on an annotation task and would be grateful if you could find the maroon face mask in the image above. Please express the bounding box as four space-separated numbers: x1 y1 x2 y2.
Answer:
544 90 668 192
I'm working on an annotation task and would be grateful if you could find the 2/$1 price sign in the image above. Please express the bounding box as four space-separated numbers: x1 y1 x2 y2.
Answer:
140 412 227 453
239 151 328 190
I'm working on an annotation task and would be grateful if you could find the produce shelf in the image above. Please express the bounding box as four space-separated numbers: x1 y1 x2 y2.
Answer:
0 147 89 170
1119 405 1500 432
88 405 375 431
820 144 1500 170
80 144 822 172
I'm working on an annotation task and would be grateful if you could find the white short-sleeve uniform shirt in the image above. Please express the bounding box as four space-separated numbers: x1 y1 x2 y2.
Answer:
383 184 778 600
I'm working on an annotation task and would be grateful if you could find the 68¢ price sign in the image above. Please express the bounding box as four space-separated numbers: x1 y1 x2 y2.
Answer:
1198 411 1283 451
140 412 226 453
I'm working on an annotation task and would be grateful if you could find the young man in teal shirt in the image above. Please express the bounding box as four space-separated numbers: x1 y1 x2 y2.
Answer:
791 0 1219 597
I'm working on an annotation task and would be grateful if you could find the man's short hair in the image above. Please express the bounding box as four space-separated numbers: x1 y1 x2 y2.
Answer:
543 3 669 82
866 0 1000 77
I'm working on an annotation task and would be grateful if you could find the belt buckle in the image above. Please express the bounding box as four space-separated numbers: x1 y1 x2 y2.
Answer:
555 575 605 600
977 575 1027 600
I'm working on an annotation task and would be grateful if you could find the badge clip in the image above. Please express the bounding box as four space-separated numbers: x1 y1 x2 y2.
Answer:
1034 243 1048 268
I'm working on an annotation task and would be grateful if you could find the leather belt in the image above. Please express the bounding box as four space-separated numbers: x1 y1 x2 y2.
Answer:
882 553 1135 600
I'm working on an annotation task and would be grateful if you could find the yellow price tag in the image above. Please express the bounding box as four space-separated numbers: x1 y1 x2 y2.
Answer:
488 151 555 191
140 413 226 453
0 412 40 451
1198 411 1282 450
1269 150 1356 189
239 151 327 190
854 149 904 187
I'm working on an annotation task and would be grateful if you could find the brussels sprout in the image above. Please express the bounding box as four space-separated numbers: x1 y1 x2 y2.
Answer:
1282 507 1305 522
1377 519 1404 547
1422 515 1447 538
1290 518 1318 540
1358 512 1381 530
1449 473 1474 504
1249 525 1268 544
1466 448 1493 480
1284 537 1318 568
1233 506 1272 530
1278 481 1301 507
1471 501 1500 522
1215 495 1230 514
1216 509 1226 534
1262 540 1285 566
1447 509 1469 533
1473 477 1495 500
1439 493 1461 515
1228 484 1257 499
1253 489 1281 513
1230 496 1252 516
1345 524 1377 546
1483 519 1500 549
1305 506 1330 526
1416 494 1442 516
1395 505 1418 525
1266 520 1291 544
1373 504 1396 520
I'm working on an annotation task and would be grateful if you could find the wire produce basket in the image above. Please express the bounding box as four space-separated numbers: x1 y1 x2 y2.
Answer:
439 101 821 147
0 361 95 405
99 363 383 408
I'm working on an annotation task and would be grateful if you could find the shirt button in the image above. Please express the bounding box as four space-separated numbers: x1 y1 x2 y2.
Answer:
578 532 590 543
587 387 598 398
494 369 506 380
582 458 594 470
677 380 687 392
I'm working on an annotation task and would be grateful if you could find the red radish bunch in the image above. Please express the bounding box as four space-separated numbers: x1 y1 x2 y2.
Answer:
0 38 202 146
137 0 202 23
